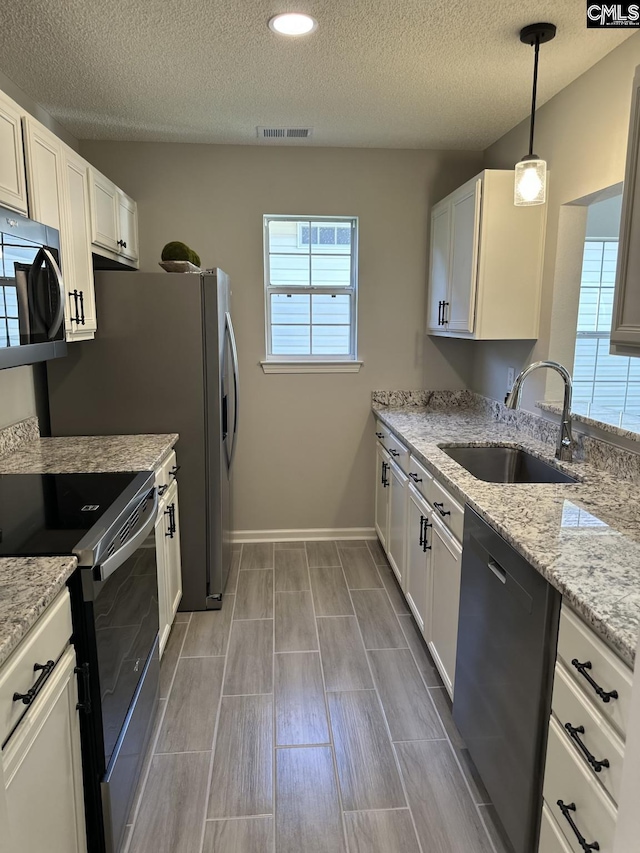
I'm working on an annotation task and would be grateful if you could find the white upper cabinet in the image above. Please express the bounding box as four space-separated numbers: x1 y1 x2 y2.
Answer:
611 65 640 356
23 116 63 230
118 192 138 261
0 91 28 214
89 168 119 253
60 149 97 339
89 168 139 265
427 169 546 340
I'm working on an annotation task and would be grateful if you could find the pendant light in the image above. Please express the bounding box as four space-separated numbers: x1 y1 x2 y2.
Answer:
514 22 556 206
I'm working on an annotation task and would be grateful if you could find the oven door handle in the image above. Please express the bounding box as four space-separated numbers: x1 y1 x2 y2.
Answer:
97 490 158 583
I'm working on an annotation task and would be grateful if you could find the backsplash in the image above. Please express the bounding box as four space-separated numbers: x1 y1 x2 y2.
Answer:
372 390 640 482
0 417 39 460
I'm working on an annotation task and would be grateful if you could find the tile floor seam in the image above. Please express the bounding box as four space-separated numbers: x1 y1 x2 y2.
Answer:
304 540 351 853
196 559 240 853
335 543 425 853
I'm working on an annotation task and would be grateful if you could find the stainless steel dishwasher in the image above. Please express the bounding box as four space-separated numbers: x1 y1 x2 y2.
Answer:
453 507 561 853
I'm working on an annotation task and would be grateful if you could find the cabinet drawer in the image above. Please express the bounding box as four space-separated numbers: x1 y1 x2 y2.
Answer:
385 431 409 473
0 589 73 746
407 454 432 501
374 421 390 446
552 662 624 805
155 449 178 498
539 802 573 853
543 716 616 853
557 606 632 740
429 476 464 542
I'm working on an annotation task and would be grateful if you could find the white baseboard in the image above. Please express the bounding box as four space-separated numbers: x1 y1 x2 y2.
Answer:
232 527 377 544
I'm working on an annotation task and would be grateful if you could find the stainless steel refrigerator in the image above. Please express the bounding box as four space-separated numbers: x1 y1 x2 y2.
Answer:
47 270 239 610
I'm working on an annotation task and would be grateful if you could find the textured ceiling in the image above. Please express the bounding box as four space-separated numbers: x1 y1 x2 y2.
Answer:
0 1 635 148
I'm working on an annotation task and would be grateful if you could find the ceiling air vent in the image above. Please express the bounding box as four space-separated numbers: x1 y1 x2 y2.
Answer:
257 126 314 140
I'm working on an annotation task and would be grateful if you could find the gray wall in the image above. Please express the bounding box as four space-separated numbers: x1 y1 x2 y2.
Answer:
80 142 482 533
0 71 78 429
474 32 640 409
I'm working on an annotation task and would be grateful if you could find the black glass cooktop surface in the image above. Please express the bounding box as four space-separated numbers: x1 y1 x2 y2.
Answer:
0 472 139 557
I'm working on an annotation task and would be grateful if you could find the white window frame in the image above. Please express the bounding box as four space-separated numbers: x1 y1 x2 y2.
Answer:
262 214 361 373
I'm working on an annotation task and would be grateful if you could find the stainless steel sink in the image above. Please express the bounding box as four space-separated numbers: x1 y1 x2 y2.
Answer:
440 445 578 484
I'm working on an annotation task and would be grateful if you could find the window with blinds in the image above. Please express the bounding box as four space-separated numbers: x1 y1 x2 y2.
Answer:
263 216 358 360
573 240 640 429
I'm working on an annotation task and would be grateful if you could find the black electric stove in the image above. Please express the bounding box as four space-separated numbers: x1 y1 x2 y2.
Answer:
0 471 140 557
0 470 161 853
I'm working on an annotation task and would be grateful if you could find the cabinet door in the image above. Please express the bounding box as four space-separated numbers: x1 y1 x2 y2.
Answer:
405 487 432 634
117 192 139 262
375 442 390 551
611 66 640 354
3 646 87 853
155 507 171 657
22 116 63 229
387 459 408 587
61 150 97 338
89 168 119 253
446 177 481 335
427 519 462 697
164 480 183 623
0 91 27 214
427 201 451 332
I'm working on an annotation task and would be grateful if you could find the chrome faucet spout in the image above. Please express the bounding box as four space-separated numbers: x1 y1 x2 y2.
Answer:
505 360 573 462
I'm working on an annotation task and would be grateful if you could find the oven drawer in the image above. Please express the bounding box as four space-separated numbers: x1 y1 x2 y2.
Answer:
557 606 632 739
0 589 73 745
552 662 624 805
543 716 616 853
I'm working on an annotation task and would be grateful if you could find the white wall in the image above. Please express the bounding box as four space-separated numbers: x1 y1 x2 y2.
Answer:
474 33 640 409
0 71 78 432
80 141 481 532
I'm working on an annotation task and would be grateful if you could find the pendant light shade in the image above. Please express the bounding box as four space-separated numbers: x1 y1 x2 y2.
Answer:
514 23 556 207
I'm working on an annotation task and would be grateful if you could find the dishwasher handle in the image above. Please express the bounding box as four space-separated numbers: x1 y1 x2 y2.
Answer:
488 559 507 584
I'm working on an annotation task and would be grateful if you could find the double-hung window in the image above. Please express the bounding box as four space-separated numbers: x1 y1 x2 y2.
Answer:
263 215 360 372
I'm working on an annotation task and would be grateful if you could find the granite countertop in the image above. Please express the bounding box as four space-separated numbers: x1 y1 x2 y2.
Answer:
0 431 178 669
374 404 640 668
0 557 77 667
0 433 179 475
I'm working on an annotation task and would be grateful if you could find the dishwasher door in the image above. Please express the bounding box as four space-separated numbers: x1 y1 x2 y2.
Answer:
453 507 560 853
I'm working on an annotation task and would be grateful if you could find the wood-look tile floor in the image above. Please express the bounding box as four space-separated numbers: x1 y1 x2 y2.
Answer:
124 541 513 853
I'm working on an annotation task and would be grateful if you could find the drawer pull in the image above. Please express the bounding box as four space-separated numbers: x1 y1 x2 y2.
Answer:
389 448 400 457
382 462 389 488
169 464 181 478
408 472 422 483
12 660 56 706
375 432 384 439
433 501 451 517
419 516 432 552
571 659 619 704
556 800 600 852
158 483 168 497
564 722 610 773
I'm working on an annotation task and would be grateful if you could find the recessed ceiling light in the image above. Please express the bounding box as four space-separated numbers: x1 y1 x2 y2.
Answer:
268 13 318 36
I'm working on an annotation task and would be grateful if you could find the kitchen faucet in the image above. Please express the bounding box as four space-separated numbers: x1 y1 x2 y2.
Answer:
505 361 573 462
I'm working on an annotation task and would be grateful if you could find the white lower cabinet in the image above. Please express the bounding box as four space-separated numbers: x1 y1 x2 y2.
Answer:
405 486 432 633
1 590 86 853
427 517 462 696
157 477 183 656
387 458 408 585
374 441 390 550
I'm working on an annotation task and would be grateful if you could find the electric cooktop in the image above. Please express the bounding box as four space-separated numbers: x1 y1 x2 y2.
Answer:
0 472 141 557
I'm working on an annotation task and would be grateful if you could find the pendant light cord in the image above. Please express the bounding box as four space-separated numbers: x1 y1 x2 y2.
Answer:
528 36 540 157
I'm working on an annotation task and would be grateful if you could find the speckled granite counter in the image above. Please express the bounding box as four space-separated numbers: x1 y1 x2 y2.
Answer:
0 433 178 474
0 557 77 667
0 431 178 668
373 402 640 668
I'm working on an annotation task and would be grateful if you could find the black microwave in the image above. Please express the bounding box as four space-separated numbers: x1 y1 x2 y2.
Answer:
0 204 67 370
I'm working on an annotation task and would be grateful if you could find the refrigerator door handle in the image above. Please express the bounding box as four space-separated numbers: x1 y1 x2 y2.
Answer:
225 311 240 471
